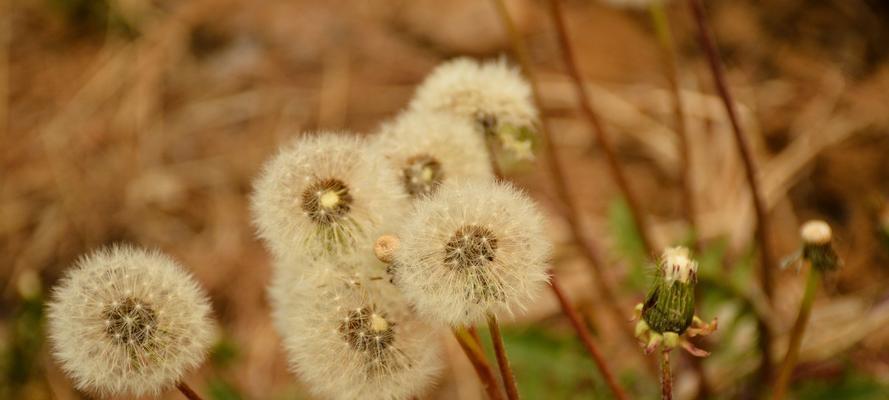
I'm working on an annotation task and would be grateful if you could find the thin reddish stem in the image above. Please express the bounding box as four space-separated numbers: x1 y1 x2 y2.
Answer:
661 350 673 400
176 381 203 400
487 314 521 400
687 0 775 384
454 329 507 400
545 0 656 256
551 278 630 400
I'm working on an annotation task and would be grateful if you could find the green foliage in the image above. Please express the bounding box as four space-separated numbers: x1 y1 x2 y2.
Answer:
207 377 243 400
795 371 889 400
1 292 46 399
481 325 638 399
607 199 649 292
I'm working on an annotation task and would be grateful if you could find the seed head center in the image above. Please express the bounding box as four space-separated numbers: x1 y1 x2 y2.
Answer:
444 225 498 269
339 307 395 352
102 297 158 347
402 154 444 197
301 178 353 224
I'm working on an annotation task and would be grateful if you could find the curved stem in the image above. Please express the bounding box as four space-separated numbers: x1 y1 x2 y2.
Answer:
771 267 820 400
551 278 630 400
687 0 776 385
489 0 635 349
454 328 506 400
487 314 520 400
661 350 673 400
176 381 203 400
545 0 655 255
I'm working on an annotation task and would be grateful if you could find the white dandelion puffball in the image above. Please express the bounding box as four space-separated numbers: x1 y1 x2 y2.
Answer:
409 58 537 152
270 263 443 400
374 111 493 198
47 245 214 397
391 180 551 326
251 132 405 260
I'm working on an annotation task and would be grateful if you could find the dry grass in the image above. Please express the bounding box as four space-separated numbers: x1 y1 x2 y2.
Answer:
3 0 889 399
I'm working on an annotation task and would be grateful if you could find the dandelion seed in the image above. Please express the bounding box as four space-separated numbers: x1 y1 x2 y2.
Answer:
47 245 214 397
390 180 551 326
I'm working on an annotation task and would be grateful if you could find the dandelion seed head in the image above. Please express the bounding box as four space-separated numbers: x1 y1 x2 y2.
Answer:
269 260 443 400
47 245 214 397
391 180 551 326
661 246 698 284
251 132 405 260
374 111 492 199
409 58 537 154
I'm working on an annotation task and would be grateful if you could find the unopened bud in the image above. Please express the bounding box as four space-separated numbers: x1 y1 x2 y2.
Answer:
800 220 839 272
642 247 697 335
374 235 400 264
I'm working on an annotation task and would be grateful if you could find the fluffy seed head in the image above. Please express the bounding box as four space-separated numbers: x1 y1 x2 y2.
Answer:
409 58 538 161
251 132 405 260
800 220 832 245
47 245 214 397
391 180 551 326
269 258 442 400
374 111 493 199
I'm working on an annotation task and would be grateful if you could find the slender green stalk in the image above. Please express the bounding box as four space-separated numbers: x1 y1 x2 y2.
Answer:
686 0 776 385
648 1 697 249
661 350 672 400
647 5 711 397
454 328 507 400
771 267 820 400
487 314 520 400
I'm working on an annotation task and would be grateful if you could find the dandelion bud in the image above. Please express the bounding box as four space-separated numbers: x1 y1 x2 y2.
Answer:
409 58 538 161
269 262 442 400
47 245 214 397
800 219 840 272
641 247 698 335
374 111 493 198
390 180 551 326
251 132 404 260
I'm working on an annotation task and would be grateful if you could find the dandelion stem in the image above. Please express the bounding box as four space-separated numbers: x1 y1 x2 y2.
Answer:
489 0 635 352
661 349 673 400
176 381 204 400
550 278 630 400
771 267 820 400
647 4 709 397
647 1 697 249
687 0 775 385
545 0 656 255
487 313 521 400
454 328 506 400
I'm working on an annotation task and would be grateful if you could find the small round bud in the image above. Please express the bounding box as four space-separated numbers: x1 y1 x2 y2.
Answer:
799 220 840 272
800 220 832 245
374 235 401 264
642 247 698 335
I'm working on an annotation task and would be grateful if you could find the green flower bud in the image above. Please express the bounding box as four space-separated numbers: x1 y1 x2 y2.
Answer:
642 247 697 335
800 220 840 272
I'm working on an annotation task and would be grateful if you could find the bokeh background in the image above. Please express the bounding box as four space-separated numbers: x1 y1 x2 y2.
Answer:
3 0 889 398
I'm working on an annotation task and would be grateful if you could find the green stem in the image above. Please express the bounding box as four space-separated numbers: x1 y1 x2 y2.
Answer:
771 267 820 400
661 349 672 400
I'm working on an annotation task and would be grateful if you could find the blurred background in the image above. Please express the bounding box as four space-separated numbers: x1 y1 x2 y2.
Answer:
3 0 889 398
